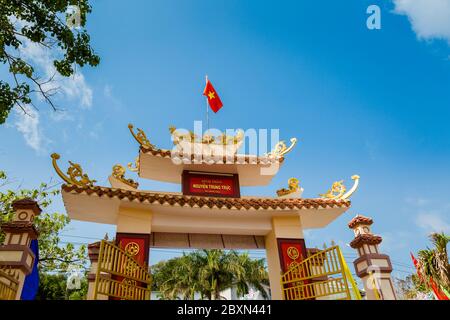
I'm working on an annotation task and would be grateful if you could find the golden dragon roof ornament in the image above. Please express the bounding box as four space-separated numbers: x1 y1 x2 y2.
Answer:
128 124 155 149
266 138 297 158
111 164 139 189
127 156 139 172
276 178 301 197
320 175 360 200
169 126 244 145
51 153 96 187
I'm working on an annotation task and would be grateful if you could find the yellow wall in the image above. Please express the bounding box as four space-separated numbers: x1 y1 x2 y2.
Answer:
116 206 153 234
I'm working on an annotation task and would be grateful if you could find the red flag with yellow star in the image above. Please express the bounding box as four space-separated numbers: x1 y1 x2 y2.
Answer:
203 79 223 113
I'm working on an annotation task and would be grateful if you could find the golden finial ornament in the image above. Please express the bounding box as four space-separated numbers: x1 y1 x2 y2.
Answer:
51 153 96 187
111 164 139 189
319 175 360 200
128 124 155 149
276 177 301 197
267 138 297 158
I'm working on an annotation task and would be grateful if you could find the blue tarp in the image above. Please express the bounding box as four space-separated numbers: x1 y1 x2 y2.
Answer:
21 239 39 300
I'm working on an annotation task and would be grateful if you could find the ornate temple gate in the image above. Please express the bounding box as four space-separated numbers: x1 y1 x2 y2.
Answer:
53 123 369 300
93 240 151 300
0 267 19 300
281 245 361 300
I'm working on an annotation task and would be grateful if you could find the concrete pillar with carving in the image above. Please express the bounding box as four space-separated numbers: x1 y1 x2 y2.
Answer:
0 198 41 300
348 214 397 300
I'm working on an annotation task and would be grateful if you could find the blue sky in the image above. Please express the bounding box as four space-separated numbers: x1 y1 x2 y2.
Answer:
1 0 450 279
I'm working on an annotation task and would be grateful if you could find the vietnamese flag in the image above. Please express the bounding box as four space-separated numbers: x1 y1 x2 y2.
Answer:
203 79 223 113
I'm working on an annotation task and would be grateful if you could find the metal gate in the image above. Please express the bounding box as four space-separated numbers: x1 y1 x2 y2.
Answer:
281 245 361 300
93 240 151 300
0 267 19 300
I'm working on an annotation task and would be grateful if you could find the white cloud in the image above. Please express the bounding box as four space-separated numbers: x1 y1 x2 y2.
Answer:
393 0 450 44
19 40 93 109
405 196 430 207
49 110 74 122
103 84 113 98
379 231 412 254
415 212 450 234
103 84 123 110
8 17 94 151
88 121 103 140
14 106 46 153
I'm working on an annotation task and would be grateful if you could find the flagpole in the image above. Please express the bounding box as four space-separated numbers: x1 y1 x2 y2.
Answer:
205 74 209 130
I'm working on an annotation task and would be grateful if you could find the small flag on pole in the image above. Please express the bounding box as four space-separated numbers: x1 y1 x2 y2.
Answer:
203 78 223 113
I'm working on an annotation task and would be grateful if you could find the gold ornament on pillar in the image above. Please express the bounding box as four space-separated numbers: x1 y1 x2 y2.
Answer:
124 242 140 256
287 246 300 260
319 175 360 200
51 153 96 187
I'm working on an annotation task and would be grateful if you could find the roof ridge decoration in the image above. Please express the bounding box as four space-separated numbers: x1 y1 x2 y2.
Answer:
169 126 245 146
51 153 97 187
128 124 156 149
319 175 360 200
276 177 303 197
127 156 139 172
169 126 245 157
111 164 139 189
129 123 297 160
266 138 297 158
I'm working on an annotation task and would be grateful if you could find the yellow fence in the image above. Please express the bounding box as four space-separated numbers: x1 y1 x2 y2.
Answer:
281 245 361 300
93 240 152 300
0 267 19 300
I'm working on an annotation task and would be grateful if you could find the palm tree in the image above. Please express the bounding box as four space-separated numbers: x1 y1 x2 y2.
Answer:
152 254 202 300
151 249 269 300
417 232 450 293
227 251 269 299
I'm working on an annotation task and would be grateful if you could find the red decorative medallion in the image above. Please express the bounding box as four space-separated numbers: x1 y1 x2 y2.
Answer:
277 239 307 272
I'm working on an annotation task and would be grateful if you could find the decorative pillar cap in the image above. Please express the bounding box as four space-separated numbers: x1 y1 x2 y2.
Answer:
349 234 382 249
12 198 42 216
0 222 39 239
348 214 373 229
88 241 102 262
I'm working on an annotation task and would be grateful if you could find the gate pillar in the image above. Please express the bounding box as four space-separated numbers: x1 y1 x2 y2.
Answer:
115 206 152 265
0 199 40 300
265 215 305 300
